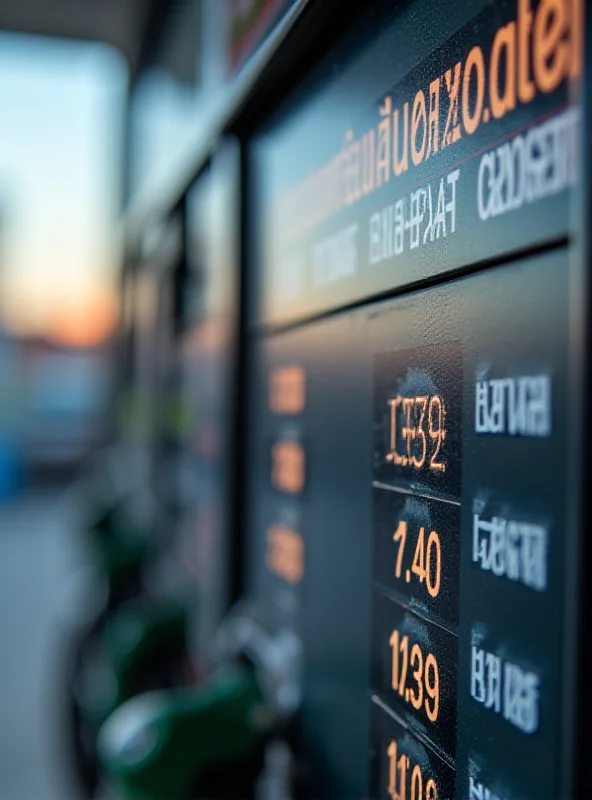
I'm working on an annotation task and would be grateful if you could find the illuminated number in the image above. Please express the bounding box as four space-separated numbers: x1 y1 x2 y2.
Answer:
390 629 440 724
402 398 415 465
387 741 398 799
389 630 409 696
408 644 424 710
398 633 409 695
269 366 305 414
271 441 305 494
387 394 447 472
387 397 403 465
411 764 422 800
425 653 440 722
394 522 441 598
428 396 446 472
266 526 304 585
426 531 441 598
413 396 428 468
393 520 407 578
412 527 427 583
386 739 408 800
387 741 438 800
390 629 399 692
398 751 408 800
426 779 437 800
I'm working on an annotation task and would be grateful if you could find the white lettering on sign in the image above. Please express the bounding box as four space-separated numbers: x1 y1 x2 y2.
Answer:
369 169 460 265
469 776 505 800
473 514 548 591
471 645 540 734
477 106 580 221
475 375 551 436
471 646 502 713
312 223 358 287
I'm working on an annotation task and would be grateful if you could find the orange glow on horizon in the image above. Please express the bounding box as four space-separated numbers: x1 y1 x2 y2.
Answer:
47 287 117 347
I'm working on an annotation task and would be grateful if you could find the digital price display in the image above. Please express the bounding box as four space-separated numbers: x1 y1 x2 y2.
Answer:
247 1 585 797
372 343 462 764
245 338 308 634
252 0 582 327
365 242 570 796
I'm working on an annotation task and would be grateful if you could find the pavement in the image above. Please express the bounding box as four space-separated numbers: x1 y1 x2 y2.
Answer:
0 486 90 800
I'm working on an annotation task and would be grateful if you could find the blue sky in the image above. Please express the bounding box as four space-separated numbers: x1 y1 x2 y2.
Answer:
0 33 127 342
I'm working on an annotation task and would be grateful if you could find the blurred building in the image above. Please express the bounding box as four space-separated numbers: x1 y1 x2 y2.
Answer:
18 335 112 478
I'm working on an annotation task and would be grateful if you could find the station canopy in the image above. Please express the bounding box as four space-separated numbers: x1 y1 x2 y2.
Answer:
0 0 165 74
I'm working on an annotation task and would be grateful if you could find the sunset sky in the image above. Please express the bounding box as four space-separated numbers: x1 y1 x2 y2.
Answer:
0 33 127 346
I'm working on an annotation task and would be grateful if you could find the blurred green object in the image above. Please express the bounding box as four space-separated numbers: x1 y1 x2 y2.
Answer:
66 463 193 797
87 499 157 603
77 597 189 725
98 665 267 800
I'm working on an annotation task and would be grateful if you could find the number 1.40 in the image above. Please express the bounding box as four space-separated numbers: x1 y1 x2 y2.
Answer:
393 520 441 598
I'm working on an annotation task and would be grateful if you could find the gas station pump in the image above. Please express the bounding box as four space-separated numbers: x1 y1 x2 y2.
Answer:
64 214 194 798
98 601 302 799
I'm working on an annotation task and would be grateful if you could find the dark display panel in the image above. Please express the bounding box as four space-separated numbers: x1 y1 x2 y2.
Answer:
246 1 584 797
251 0 582 327
180 143 240 672
370 699 456 800
245 248 574 798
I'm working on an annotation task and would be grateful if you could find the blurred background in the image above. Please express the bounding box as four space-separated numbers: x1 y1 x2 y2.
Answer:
0 2 289 798
0 14 123 800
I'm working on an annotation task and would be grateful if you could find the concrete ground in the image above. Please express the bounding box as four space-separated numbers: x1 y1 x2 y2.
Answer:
0 486 89 800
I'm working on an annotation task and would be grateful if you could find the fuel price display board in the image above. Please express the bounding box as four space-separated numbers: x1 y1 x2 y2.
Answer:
251 0 582 326
246 1 586 798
